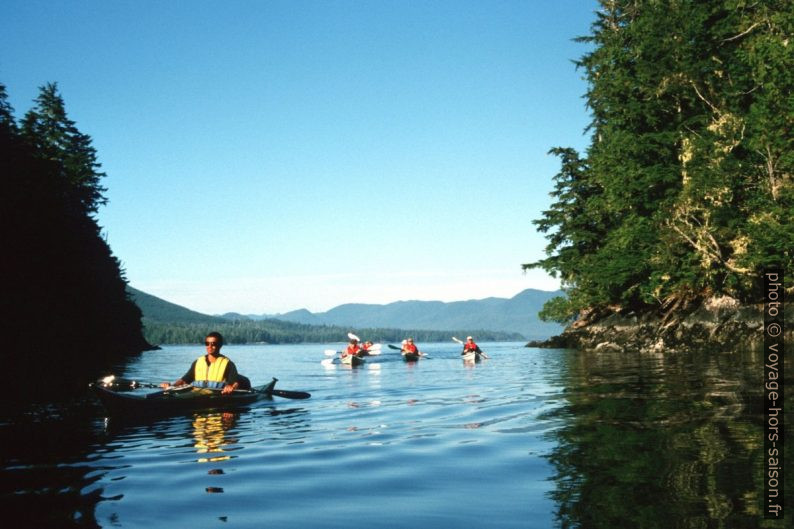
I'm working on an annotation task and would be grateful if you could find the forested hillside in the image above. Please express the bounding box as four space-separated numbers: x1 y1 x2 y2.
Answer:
129 287 524 345
3 82 150 399
526 1 793 323
261 289 564 339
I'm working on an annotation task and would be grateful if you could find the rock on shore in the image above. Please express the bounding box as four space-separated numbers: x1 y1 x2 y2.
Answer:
526 296 791 353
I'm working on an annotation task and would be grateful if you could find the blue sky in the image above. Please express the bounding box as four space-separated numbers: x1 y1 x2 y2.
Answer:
2 0 598 314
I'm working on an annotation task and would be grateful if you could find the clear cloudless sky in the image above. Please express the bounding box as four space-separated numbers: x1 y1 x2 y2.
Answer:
2 0 598 315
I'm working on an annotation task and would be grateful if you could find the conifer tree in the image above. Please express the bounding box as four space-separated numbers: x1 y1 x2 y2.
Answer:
0 83 18 135
527 0 793 322
4 81 150 400
21 82 107 215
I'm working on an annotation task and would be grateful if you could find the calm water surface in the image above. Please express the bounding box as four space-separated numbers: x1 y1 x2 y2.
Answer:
1 343 790 528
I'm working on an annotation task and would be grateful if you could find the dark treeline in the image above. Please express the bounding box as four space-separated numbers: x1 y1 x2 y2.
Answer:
141 318 524 346
3 82 150 400
526 1 793 323
128 286 525 345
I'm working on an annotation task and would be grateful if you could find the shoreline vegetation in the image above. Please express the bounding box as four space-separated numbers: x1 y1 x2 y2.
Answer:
131 289 525 346
3 82 151 400
523 2 792 352
128 286 532 346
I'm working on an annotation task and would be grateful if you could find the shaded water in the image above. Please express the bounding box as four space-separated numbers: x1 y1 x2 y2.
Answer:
1 343 789 528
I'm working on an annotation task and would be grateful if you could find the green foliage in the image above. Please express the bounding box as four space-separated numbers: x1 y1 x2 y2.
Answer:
538 296 577 325
129 285 534 344
21 83 108 215
141 319 524 346
3 82 149 400
527 0 794 317
127 287 228 325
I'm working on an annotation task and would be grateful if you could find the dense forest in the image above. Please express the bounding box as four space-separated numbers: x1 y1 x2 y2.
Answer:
129 285 524 344
526 1 793 323
141 320 523 346
2 82 150 399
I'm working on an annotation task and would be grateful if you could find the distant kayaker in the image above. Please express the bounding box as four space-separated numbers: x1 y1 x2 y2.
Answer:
403 338 420 355
461 336 482 356
361 340 374 352
342 338 361 360
161 332 247 394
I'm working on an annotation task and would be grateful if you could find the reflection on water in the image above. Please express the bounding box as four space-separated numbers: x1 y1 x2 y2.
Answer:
545 349 791 529
1 343 790 528
0 401 106 528
192 412 238 464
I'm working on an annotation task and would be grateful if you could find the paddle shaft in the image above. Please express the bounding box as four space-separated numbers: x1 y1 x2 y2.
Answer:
103 377 310 399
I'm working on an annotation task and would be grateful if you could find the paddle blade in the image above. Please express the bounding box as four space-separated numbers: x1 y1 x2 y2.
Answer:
270 388 311 400
324 349 338 356
452 336 464 344
348 332 361 342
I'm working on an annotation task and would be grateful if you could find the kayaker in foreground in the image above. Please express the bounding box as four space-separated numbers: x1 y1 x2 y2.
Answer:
161 332 249 394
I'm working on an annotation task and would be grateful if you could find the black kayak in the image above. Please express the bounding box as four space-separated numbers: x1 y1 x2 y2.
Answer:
402 352 421 362
92 376 309 416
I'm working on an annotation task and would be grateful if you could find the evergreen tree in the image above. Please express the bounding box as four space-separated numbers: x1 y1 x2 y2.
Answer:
21 82 107 215
3 82 150 401
527 0 793 321
0 83 18 135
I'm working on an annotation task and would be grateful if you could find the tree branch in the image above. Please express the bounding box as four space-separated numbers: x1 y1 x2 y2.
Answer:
722 22 762 43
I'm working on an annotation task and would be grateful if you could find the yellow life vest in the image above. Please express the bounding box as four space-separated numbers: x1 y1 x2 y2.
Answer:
192 355 230 389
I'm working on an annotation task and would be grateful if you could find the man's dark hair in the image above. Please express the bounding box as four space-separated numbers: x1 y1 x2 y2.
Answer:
206 331 224 345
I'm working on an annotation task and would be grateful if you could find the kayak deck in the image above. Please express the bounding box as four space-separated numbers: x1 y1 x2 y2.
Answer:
93 378 278 416
462 352 482 363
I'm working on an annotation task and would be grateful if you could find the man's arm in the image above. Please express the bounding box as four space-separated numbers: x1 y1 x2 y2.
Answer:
221 361 240 394
176 360 198 385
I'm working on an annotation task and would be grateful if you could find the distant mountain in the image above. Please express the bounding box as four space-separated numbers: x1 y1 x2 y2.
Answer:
127 286 226 325
260 289 564 340
126 286 527 344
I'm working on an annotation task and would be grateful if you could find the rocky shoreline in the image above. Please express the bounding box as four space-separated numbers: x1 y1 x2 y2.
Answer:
527 296 791 353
